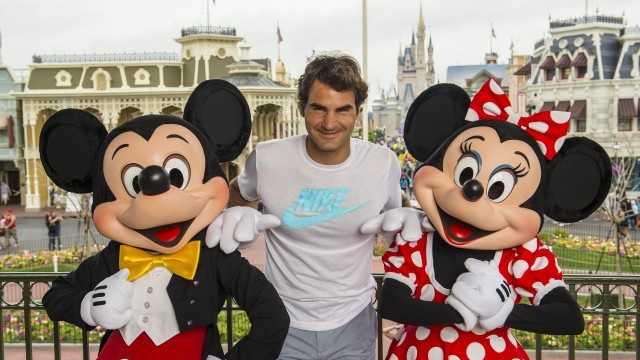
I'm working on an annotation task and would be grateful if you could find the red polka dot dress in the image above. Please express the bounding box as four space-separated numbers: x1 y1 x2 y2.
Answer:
382 232 565 360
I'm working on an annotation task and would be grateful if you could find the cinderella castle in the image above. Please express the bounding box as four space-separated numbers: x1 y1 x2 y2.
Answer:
371 4 435 136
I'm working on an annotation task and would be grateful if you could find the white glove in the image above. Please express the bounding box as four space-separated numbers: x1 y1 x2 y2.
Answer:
360 207 433 242
80 268 134 330
449 258 515 331
205 206 281 254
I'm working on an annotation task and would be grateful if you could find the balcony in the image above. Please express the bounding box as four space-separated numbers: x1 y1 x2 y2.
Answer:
550 15 625 29
180 25 237 37
0 272 638 360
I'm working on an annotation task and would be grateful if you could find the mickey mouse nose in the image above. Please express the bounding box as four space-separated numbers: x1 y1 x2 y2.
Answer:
462 179 484 202
138 165 170 196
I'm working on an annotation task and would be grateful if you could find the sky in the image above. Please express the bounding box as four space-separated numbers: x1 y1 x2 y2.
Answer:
1 0 639 101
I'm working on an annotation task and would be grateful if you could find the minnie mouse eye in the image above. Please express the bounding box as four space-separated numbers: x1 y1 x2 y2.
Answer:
487 169 516 203
454 154 480 187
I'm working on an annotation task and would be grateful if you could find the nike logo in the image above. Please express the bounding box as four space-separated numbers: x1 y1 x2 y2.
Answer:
282 187 366 229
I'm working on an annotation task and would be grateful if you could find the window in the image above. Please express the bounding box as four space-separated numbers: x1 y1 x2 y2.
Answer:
545 69 555 81
569 100 587 133
576 66 587 78
92 69 111 91
618 98 635 132
134 68 151 86
55 70 72 87
561 67 571 80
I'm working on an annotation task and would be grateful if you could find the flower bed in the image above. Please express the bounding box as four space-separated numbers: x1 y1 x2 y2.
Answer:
0 247 99 271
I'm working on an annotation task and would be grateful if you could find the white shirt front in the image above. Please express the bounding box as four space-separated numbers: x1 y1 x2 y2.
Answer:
120 267 180 346
238 135 401 331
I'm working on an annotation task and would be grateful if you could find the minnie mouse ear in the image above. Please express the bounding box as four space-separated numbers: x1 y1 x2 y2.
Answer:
544 137 612 223
184 79 252 162
39 109 107 193
404 84 470 162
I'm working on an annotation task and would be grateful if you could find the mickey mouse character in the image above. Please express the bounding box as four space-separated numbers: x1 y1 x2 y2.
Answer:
379 79 611 360
41 79 290 360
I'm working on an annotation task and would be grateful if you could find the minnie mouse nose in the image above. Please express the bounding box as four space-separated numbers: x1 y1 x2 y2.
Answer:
139 165 170 196
462 179 484 202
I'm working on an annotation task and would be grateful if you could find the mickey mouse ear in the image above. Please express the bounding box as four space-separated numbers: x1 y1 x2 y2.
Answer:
184 80 252 162
39 109 107 193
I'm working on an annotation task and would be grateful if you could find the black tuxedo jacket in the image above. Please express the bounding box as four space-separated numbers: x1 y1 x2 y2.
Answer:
42 236 290 360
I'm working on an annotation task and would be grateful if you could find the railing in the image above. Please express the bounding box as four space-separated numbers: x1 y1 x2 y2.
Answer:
1 273 639 360
550 15 625 29
32 52 180 64
180 25 237 37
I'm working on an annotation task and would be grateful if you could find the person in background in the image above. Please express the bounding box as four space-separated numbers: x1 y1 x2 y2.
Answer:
0 182 10 206
2 209 17 250
46 210 63 250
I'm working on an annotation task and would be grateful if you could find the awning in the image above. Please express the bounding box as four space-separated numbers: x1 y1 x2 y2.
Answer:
619 99 636 119
539 56 556 70
572 53 587 67
556 101 571 111
556 55 571 68
514 62 531 76
570 100 587 120
540 102 555 112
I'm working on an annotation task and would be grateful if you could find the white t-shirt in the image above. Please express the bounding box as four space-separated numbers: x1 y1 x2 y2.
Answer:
238 135 401 331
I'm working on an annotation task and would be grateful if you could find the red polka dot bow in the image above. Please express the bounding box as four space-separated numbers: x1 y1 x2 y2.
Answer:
465 78 570 160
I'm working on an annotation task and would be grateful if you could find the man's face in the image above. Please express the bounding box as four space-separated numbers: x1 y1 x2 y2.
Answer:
304 80 358 153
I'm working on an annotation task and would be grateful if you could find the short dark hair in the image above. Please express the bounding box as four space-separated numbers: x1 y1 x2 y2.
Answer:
297 55 368 114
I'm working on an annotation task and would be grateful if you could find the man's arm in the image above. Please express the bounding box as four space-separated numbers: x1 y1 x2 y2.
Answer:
228 177 258 208
228 150 259 208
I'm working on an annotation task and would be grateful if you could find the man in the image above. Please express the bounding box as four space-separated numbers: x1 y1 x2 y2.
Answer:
0 182 10 206
206 55 425 359
46 210 63 250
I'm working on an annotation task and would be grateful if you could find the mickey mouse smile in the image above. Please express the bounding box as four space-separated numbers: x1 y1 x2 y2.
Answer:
132 218 195 248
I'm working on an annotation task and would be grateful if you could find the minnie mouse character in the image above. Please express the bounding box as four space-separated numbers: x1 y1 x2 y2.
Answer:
41 79 289 360
379 79 611 360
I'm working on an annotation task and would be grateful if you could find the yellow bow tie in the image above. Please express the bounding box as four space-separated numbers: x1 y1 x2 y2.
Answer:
119 241 201 281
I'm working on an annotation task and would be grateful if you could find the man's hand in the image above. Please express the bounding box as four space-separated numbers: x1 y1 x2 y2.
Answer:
449 259 515 331
206 206 281 254
360 207 433 242
80 269 134 330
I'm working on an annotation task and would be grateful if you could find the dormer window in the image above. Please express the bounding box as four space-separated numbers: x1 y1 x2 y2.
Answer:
540 56 555 81
572 53 588 79
91 69 111 91
134 68 151 86
55 70 72 87
557 55 571 80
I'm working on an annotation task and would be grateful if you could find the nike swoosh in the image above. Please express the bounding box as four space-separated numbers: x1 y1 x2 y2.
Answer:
282 203 366 229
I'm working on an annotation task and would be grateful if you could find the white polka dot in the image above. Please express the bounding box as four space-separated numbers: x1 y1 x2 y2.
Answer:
507 261 513 276
389 355 399 360
532 256 549 271
408 273 417 284
536 141 547 156
466 342 486 360
507 330 518 346
550 111 571 124
488 334 507 353
440 326 459 343
471 326 487 335
489 79 505 94
507 113 520 124
388 256 405 268
428 347 444 360
465 108 479 121
411 251 423 267
504 106 514 115
555 136 566 153
420 284 435 301
416 326 430 340
533 281 544 290
483 101 501 116
522 238 538 252
515 287 534 298
448 356 461 360
406 346 418 360
409 242 418 247
528 121 549 133
512 260 529 279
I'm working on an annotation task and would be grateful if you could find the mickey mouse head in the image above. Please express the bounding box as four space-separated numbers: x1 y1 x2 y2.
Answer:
39 80 251 254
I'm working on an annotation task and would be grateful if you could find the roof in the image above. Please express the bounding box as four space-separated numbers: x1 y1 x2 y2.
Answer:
446 64 508 87
32 52 180 64
221 73 287 88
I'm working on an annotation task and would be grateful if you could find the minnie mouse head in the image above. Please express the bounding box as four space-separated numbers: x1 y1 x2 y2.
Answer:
404 79 611 250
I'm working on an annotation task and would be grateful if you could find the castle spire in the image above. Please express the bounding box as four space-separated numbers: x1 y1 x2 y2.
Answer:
418 1 425 32
411 31 415 46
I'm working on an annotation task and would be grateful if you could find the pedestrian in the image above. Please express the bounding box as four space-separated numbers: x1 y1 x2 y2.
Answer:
46 210 63 250
3 209 17 250
0 182 10 206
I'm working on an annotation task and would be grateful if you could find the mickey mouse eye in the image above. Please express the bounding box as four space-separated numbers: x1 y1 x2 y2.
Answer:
122 164 143 198
487 169 516 203
163 154 190 190
454 154 480 187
